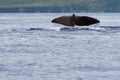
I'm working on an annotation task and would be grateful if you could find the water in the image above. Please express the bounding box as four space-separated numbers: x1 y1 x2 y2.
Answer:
0 13 120 80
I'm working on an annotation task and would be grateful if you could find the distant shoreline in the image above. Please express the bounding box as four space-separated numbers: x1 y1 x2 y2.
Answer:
0 7 119 13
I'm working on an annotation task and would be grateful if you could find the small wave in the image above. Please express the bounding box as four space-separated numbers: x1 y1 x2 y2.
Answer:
9 27 106 33
26 27 106 32
100 26 120 29
60 27 105 32
100 26 120 33
27 28 51 31
6 26 120 33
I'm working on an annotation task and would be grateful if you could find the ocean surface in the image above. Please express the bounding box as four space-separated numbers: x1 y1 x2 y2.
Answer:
0 13 120 80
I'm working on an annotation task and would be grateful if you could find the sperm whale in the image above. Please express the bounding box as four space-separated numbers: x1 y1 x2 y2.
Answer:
52 14 100 27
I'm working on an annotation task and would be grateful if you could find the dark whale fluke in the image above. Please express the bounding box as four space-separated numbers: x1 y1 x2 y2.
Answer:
52 14 75 26
52 14 100 26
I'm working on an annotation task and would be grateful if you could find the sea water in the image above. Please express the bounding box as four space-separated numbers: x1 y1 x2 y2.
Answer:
0 13 120 80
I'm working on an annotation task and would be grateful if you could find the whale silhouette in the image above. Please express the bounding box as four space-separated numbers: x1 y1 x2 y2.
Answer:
52 14 100 27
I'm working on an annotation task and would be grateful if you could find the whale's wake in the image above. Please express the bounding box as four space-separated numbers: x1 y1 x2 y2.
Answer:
5 25 119 34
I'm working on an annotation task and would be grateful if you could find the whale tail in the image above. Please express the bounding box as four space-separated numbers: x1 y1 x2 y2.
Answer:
52 14 75 26
75 16 100 26
52 14 100 27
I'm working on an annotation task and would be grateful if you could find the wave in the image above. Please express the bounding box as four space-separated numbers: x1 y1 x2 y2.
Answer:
27 26 106 32
60 27 105 31
100 26 120 33
26 28 51 31
1 26 120 34
25 26 120 34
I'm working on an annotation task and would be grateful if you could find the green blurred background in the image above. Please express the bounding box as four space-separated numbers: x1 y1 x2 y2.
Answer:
0 0 119 12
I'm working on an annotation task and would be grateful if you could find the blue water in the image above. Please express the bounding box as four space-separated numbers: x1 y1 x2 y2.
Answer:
0 13 120 80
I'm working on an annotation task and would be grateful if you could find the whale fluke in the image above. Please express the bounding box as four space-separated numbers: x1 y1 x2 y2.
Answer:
52 14 75 26
52 14 100 27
